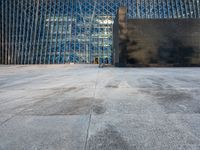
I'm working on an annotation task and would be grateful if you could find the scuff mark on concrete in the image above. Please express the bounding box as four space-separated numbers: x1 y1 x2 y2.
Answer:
87 124 135 150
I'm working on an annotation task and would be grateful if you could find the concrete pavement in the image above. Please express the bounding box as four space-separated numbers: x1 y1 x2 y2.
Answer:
0 65 200 150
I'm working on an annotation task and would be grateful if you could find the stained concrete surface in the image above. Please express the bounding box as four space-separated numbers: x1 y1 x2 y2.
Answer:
0 65 200 150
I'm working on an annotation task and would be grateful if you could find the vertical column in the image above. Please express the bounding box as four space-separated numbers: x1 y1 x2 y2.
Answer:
158 0 163 18
148 0 150 18
136 0 139 18
4 0 8 64
161 0 165 18
11 0 16 64
144 0 147 18
18 0 23 64
105 0 108 63
184 0 188 18
74 0 78 63
153 0 156 18
162 0 166 18
181 0 186 18
197 0 200 18
77 0 81 64
35 0 44 64
63 0 67 63
22 0 28 64
20 0 28 64
53 0 61 64
1 1 4 64
191 0 196 18
77 3 80 64
58 0 65 64
88 0 91 64
0 1 1 61
63 0 70 64
101 0 104 64
39 0 48 64
133 0 137 18
179 0 184 18
140 0 142 18
24 0 33 64
31 0 40 64
28 1 36 64
72 0 75 64
155 0 159 18
174 0 179 18
69 0 73 63
83 0 86 64
48 0 56 64
84 0 87 63
17 0 24 64
14 0 19 64
170 0 174 18
188 0 193 18
98 0 100 64
166 0 170 18
44 0 52 64
8 1 12 64
158 0 161 18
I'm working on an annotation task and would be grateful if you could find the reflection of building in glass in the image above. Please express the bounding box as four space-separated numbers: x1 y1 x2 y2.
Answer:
0 0 199 64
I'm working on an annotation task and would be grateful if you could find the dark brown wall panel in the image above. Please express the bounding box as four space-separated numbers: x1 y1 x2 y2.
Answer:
114 18 200 67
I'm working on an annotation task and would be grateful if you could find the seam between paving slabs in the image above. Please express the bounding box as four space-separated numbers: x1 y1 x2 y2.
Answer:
84 67 100 150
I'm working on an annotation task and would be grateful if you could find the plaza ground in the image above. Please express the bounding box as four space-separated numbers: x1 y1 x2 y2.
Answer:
0 65 200 150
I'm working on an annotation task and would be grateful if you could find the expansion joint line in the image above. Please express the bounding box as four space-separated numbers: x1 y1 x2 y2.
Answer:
84 68 100 150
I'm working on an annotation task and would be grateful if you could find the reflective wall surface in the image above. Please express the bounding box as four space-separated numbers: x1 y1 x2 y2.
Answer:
0 0 199 64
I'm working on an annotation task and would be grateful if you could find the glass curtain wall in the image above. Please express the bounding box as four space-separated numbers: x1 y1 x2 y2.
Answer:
0 0 199 64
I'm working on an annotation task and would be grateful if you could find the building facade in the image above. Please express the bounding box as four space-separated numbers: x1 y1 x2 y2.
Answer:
0 0 199 64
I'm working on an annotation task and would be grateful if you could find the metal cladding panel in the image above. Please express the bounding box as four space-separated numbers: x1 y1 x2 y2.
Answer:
115 18 200 67
0 0 200 64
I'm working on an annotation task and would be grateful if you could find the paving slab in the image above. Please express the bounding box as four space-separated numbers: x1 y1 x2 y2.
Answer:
87 114 200 150
0 115 89 150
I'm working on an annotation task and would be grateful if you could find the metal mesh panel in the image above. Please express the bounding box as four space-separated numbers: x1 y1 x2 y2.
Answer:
0 0 199 64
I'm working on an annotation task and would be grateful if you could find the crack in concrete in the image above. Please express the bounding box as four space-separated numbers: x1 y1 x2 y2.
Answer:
0 105 33 126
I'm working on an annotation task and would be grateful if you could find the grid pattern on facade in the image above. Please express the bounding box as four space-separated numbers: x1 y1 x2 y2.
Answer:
0 0 199 64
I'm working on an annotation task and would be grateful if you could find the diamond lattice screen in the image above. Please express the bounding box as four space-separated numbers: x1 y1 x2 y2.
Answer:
0 0 199 64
